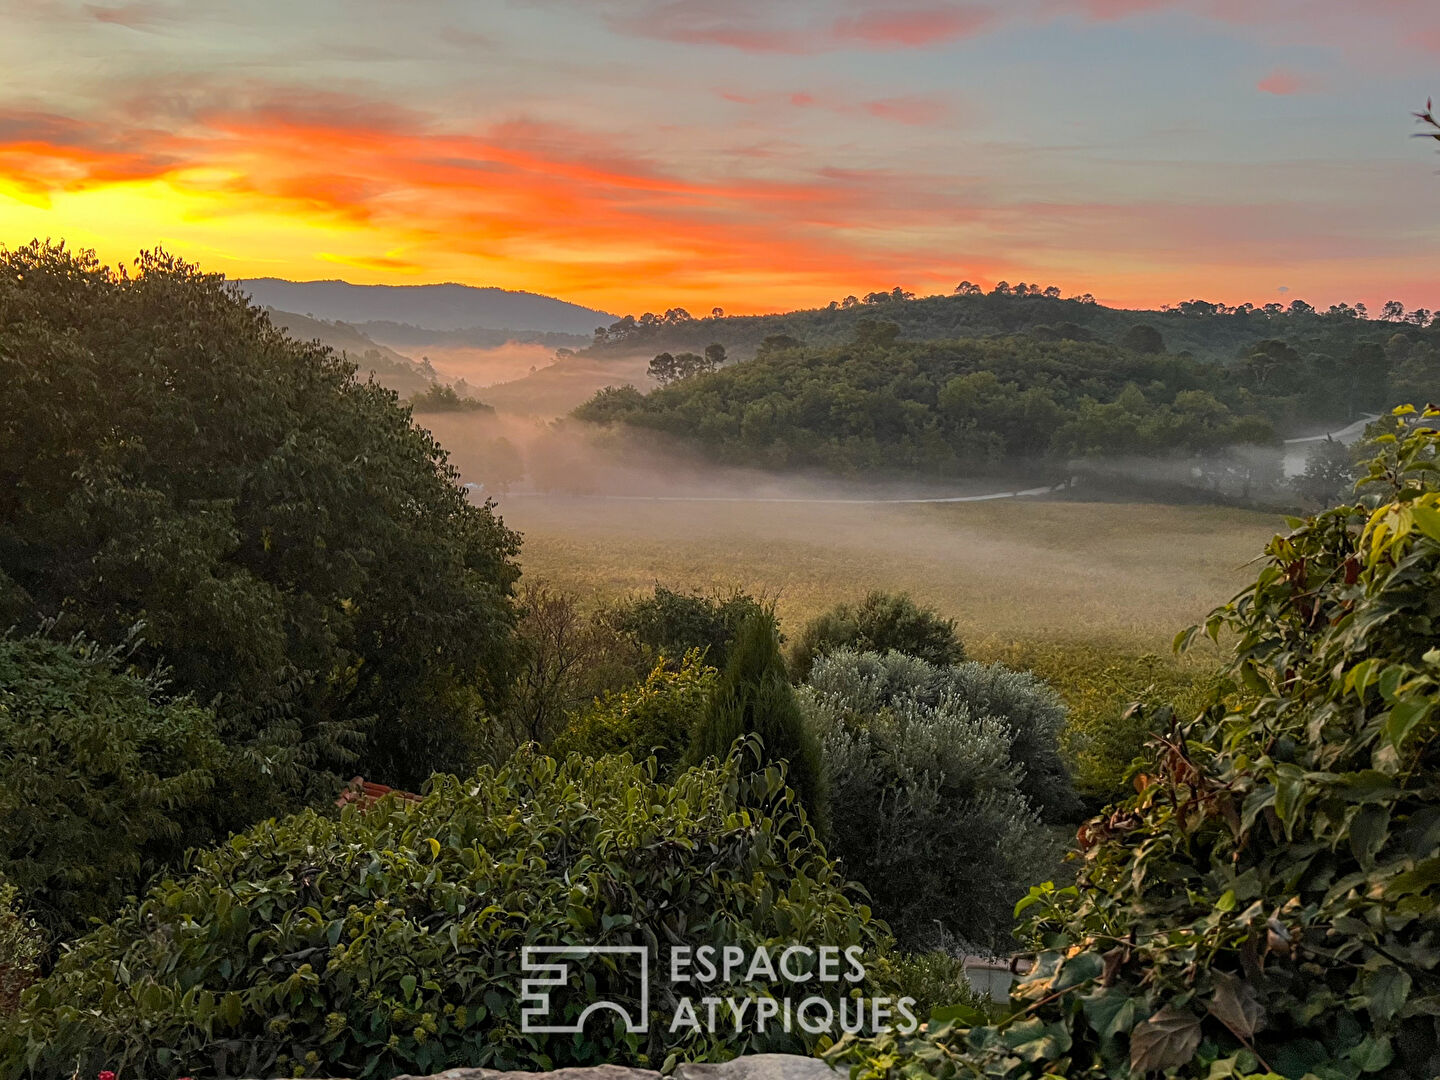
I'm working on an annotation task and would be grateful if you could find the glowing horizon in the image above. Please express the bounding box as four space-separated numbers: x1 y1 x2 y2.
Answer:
3 0 1440 317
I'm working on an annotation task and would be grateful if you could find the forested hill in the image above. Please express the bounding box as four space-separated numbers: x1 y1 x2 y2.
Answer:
239 278 615 335
574 317 1440 493
586 287 1423 364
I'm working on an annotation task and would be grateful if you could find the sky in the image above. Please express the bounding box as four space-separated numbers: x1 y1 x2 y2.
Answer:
2 0 1439 316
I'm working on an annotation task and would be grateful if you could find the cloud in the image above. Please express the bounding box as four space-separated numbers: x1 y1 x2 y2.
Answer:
318 252 424 273
605 0 995 53
1256 68 1318 95
0 88 991 307
718 88 953 126
829 5 995 47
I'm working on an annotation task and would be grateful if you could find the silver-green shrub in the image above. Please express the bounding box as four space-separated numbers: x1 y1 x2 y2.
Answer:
803 649 1072 950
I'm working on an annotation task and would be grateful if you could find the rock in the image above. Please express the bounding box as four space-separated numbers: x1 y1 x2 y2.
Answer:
394 1067 658 1080
676 1053 840 1080
390 1054 839 1080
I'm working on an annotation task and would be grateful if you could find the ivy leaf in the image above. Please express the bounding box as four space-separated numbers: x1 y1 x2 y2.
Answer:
1348 1035 1395 1073
1129 1004 1202 1074
1081 988 1139 1040
1348 805 1391 867
1365 965 1410 1023
1207 972 1265 1041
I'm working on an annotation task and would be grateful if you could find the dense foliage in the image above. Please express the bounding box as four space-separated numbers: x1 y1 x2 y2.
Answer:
606 586 770 669
0 878 41 1016
1 746 886 1079
689 614 829 831
0 633 222 944
827 412 1440 1079
801 649 1069 950
549 650 718 770
0 243 522 797
406 383 494 413
789 591 964 681
575 330 1287 480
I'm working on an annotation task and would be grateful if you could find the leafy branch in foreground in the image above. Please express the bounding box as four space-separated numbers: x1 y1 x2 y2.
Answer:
828 405 1440 1079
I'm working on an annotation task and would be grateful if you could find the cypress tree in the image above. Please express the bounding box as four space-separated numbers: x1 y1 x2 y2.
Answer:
689 612 829 831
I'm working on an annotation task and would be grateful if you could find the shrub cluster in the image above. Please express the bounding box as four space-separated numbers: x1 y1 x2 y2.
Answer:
1 745 884 1079
550 650 718 770
607 587 769 669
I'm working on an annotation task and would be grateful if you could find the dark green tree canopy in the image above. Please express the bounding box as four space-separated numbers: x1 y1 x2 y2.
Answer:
790 591 964 681
0 243 522 795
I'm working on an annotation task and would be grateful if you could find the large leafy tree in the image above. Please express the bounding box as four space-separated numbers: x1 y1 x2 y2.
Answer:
0 243 521 797
829 409 1440 1079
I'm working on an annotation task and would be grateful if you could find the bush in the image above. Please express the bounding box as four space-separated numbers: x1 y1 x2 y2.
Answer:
826 410 1440 1080
689 614 829 830
806 649 1077 823
790 592 963 681
500 581 644 753
0 243 521 798
0 633 222 944
984 640 1222 804
862 951 990 1024
802 650 1065 950
550 650 718 770
0 878 42 1016
606 586 768 669
1 745 886 1080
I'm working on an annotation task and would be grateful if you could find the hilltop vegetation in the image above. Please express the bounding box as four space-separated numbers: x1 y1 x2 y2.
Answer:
584 285 1434 365
574 302 1440 494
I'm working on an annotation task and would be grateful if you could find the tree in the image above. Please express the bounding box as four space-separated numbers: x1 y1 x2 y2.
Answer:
501 581 640 751
0 633 224 944
648 351 679 384
704 342 727 369
7 749 883 1078
689 612 828 830
790 591 964 681
1119 323 1165 354
605 586 767 668
851 319 901 349
1292 436 1357 506
0 243 522 799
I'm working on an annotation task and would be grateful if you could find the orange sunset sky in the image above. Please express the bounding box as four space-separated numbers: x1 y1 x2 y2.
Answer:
3 0 1440 315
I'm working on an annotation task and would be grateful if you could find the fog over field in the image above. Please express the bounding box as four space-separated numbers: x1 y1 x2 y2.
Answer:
499 490 1277 651
409 406 1282 650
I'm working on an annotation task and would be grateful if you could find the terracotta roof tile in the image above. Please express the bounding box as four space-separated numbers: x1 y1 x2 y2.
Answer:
335 776 422 810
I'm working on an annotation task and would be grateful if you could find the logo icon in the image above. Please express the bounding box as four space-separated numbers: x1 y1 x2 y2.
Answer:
520 945 650 1034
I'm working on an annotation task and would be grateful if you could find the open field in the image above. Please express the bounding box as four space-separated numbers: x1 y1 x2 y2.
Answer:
501 494 1282 653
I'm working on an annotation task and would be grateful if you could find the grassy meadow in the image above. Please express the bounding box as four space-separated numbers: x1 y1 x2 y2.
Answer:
501 493 1281 797
501 494 1280 650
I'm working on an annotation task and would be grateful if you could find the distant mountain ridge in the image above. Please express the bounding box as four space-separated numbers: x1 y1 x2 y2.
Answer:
238 278 616 335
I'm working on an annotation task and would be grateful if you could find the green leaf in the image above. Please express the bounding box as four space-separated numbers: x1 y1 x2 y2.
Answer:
1081 989 1139 1040
1348 1035 1395 1073
1365 965 1410 1023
